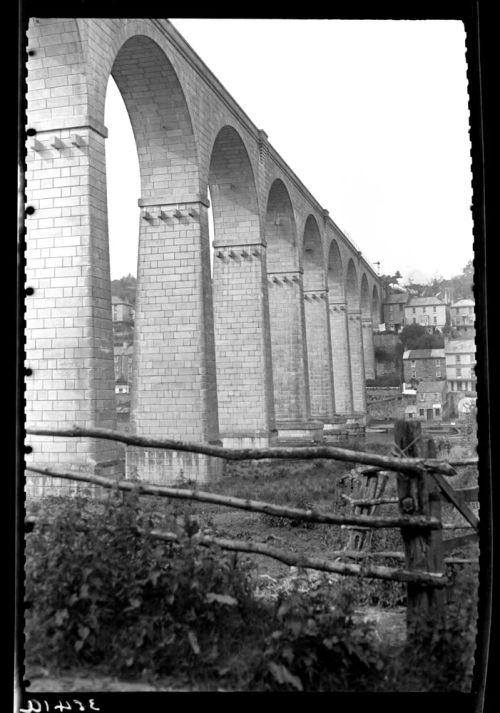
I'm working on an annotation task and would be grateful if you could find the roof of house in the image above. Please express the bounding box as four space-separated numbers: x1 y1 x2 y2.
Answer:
445 339 476 354
451 299 475 307
403 349 445 360
384 293 409 305
406 296 445 307
416 380 447 394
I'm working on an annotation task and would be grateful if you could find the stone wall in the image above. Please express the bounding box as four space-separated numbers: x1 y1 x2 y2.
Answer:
24 18 383 491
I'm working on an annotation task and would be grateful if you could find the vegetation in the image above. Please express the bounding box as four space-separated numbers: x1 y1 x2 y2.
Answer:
25 467 478 691
111 274 137 307
366 375 401 387
400 323 444 350
402 260 473 301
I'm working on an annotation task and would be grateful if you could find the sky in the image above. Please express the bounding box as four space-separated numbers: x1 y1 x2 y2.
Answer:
104 19 474 283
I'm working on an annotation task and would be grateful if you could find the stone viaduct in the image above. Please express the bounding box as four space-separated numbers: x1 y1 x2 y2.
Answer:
24 18 383 490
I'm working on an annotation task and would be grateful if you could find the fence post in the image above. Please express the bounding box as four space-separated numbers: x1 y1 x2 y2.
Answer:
394 419 444 639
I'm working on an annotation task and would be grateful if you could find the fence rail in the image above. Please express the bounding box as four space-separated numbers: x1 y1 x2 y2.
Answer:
26 426 466 476
26 420 479 639
26 465 441 531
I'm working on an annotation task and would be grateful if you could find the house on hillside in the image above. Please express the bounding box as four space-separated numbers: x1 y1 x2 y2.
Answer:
445 338 476 393
404 296 448 332
114 342 133 384
112 296 135 323
112 297 135 346
450 298 475 331
382 292 409 332
413 380 448 421
402 348 445 385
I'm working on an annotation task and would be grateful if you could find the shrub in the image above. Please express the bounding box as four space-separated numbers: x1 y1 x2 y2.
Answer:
25 490 478 692
25 490 263 681
250 580 386 691
384 564 478 691
366 374 402 387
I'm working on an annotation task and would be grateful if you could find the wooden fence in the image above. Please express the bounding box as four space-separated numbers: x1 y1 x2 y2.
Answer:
26 420 479 638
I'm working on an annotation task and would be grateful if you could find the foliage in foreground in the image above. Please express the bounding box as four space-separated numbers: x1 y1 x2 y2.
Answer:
25 492 477 691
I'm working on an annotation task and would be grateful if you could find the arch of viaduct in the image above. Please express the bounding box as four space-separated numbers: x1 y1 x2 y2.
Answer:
25 18 383 487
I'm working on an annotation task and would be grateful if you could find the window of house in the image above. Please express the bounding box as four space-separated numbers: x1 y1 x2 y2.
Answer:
433 306 436 312
423 306 426 313
419 409 425 416
434 407 441 417
419 393 424 401
433 316 437 324
457 367 462 377
413 318 417 324
411 360 416 368
412 370 416 379
456 355 461 363
412 307 416 313
436 368 441 378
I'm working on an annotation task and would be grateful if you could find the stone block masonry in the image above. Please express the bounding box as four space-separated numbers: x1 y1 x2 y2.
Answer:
362 317 376 380
24 18 383 493
267 272 310 425
347 309 367 414
25 121 120 496
304 290 335 422
212 244 275 445
129 200 220 481
329 299 354 414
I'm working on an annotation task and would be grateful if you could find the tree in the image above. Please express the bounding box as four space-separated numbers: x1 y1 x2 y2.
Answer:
400 324 444 350
380 271 402 292
111 274 137 306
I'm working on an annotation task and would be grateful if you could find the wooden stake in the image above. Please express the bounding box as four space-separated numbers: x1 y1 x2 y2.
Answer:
395 420 445 639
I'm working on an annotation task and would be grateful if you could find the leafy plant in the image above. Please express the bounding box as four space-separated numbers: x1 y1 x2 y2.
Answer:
25 490 261 681
250 580 386 691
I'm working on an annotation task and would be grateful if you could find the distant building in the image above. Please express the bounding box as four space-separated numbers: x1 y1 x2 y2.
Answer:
115 378 130 395
445 338 476 393
382 292 409 332
413 380 448 421
112 297 135 345
402 348 445 384
114 343 133 384
450 298 475 331
112 296 135 323
404 295 448 331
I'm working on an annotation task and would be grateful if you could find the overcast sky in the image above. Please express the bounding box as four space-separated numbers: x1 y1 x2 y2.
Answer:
105 19 474 283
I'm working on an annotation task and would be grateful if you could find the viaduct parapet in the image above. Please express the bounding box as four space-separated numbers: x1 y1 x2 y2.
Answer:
24 18 383 492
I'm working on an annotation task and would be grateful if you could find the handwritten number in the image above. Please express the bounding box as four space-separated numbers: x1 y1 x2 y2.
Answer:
73 701 85 711
54 702 72 712
20 701 42 713
89 700 100 711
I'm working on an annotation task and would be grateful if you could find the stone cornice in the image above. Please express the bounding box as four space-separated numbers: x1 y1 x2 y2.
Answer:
26 116 109 138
